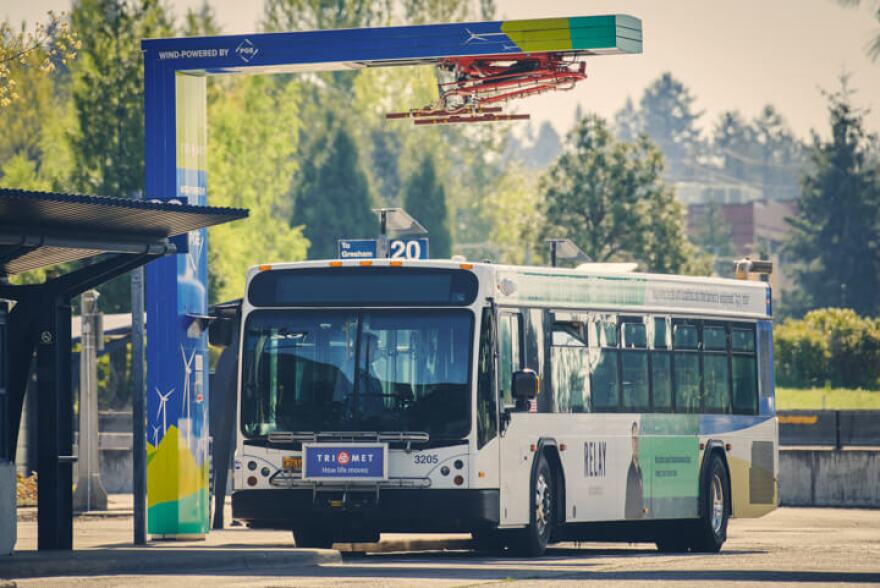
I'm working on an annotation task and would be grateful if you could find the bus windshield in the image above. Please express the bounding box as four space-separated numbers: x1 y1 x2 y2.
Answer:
241 309 473 440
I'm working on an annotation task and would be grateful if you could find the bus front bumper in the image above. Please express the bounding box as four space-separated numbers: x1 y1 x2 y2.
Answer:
232 488 500 533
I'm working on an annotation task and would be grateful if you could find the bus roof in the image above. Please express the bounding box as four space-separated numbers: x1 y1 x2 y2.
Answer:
248 259 771 319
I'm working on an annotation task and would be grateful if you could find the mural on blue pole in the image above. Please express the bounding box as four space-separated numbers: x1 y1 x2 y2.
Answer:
146 74 210 537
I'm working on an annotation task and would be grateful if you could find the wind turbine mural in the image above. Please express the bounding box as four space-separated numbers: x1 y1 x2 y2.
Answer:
155 387 174 439
152 425 161 447
180 344 197 449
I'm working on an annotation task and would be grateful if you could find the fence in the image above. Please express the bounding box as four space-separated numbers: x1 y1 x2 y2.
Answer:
778 410 880 447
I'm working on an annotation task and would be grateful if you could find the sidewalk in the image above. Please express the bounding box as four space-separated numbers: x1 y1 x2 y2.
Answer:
4 495 470 580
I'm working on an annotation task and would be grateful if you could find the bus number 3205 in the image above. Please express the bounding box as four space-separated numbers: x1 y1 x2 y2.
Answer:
414 454 439 464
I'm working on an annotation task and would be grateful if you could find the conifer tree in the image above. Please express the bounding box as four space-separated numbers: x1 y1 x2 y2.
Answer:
639 73 702 181
403 155 452 258
785 79 880 316
292 121 376 259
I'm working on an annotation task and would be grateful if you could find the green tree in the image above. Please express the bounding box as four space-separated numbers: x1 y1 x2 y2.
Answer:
613 97 640 143
711 107 805 200
838 1 880 61
752 105 805 200
69 0 173 198
785 79 880 316
262 0 386 31
484 167 542 264
691 199 734 275
713 111 752 182
67 0 173 312
639 72 702 181
541 114 706 274
208 75 309 303
403 155 451 258
182 1 220 37
292 119 376 259
0 10 78 107
0 12 77 190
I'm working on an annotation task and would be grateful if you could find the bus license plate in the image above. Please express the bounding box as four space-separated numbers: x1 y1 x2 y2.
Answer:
302 443 388 481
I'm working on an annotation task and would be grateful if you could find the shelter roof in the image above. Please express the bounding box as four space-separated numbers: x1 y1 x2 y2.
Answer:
0 188 247 274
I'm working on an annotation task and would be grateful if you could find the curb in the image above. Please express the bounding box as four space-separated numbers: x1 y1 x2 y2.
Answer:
346 536 472 553
17 509 134 522
0 547 340 580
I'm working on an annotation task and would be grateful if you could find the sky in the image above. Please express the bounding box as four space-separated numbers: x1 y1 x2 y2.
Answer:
4 0 880 140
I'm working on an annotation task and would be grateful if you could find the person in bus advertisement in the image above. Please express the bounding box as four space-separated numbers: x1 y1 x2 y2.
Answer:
625 420 645 519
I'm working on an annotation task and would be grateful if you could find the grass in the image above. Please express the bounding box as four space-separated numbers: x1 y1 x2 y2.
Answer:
776 387 880 410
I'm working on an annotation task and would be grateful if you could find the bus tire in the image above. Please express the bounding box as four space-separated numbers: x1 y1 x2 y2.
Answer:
512 453 554 557
292 527 334 549
690 453 730 553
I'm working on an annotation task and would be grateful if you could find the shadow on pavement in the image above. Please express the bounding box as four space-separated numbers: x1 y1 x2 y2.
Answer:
5 544 877 585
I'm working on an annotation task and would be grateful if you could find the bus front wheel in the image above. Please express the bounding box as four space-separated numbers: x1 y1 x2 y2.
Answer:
513 453 555 557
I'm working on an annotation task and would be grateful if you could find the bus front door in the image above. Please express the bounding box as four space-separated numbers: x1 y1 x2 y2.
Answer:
497 311 532 527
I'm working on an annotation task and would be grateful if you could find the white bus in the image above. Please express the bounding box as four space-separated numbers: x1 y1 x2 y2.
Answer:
231 259 777 555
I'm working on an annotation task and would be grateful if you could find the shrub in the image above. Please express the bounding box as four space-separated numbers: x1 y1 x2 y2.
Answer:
774 319 829 388
774 308 880 389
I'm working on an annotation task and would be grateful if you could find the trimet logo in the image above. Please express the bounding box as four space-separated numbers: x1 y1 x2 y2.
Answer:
235 39 259 63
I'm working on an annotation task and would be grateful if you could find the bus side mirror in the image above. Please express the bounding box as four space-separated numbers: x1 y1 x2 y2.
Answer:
209 318 234 347
512 369 539 401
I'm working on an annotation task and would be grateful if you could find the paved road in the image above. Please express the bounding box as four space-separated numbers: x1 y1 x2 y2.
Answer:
11 508 880 587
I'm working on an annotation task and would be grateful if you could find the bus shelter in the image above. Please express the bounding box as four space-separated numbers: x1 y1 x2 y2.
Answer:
0 188 246 551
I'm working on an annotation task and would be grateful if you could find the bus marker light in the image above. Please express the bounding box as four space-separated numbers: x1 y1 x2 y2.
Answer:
459 263 473 270
478 471 486 478
258 264 272 271
725 443 732 451
329 261 343 267
530 444 537 452
359 260 373 267
282 456 302 471
389 260 403 267
454 475 464 486
329 500 344 509
560 443 567 452
699 443 705 450
247 476 257 487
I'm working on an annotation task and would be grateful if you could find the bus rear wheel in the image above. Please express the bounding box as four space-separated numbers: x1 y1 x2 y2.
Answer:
690 453 730 553
512 453 554 557
292 527 334 549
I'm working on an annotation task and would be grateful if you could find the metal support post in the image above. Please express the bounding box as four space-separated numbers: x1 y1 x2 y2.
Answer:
0 300 6 460
73 290 107 512
377 211 389 258
131 266 146 544
36 294 74 550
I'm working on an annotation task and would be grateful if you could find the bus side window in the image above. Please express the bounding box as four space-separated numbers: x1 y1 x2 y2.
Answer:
651 316 673 411
703 324 731 413
550 319 588 413
621 318 649 411
673 320 701 413
477 308 497 448
732 324 759 415
591 316 620 412
498 312 522 409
